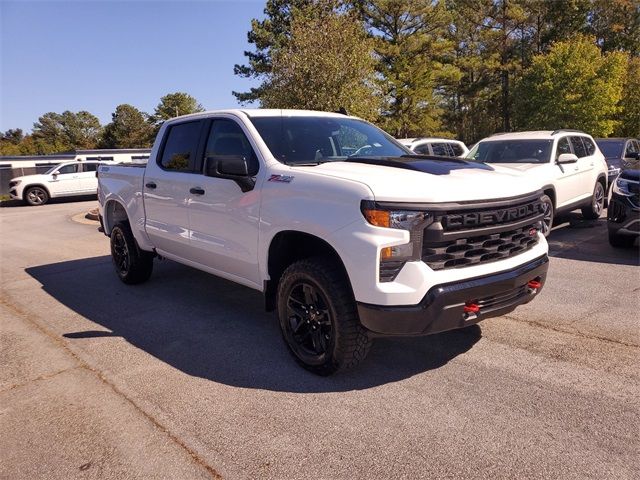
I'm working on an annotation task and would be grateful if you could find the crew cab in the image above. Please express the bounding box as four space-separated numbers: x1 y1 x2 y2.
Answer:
10 160 114 206
466 130 608 235
98 109 549 375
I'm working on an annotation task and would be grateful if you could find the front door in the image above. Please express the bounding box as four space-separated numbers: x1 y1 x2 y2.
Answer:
143 120 205 255
187 118 262 287
49 163 82 195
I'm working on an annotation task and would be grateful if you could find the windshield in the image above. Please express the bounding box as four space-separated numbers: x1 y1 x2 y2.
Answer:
466 139 552 164
595 139 624 158
249 116 410 165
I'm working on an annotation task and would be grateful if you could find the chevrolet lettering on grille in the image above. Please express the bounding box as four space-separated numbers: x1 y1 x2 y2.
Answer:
442 201 544 229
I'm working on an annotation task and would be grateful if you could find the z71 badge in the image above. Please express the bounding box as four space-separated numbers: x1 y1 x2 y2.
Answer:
268 174 294 183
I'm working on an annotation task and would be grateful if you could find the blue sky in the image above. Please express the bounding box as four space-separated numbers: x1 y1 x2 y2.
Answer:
0 0 266 132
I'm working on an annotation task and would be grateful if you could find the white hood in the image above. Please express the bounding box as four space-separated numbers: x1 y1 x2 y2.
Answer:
298 159 542 203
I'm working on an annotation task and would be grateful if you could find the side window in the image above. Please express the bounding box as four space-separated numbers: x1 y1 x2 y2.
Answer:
159 121 202 172
450 143 464 156
205 119 259 176
625 141 638 157
582 137 596 156
556 137 572 159
431 143 449 156
414 144 430 155
83 163 99 172
570 136 587 158
57 164 79 174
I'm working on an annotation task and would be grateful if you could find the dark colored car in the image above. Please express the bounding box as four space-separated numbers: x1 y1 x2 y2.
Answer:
594 138 640 190
607 156 640 248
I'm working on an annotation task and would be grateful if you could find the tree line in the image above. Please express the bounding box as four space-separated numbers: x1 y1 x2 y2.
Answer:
234 0 639 142
2 0 638 157
0 92 204 156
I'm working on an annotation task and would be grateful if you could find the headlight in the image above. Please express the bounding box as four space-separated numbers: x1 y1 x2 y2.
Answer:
613 176 635 196
361 201 433 281
9 180 21 187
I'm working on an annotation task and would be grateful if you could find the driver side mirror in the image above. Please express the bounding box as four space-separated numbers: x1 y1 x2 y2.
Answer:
556 153 578 164
205 155 255 192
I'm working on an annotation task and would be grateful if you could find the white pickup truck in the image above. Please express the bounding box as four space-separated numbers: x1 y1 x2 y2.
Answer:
98 109 549 375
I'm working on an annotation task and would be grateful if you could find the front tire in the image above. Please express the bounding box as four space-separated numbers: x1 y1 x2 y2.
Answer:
277 257 372 375
608 231 637 248
540 194 554 237
110 222 154 284
24 186 49 206
582 182 605 220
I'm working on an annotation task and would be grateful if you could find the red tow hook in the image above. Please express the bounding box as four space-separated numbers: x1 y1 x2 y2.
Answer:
527 279 542 293
463 302 480 321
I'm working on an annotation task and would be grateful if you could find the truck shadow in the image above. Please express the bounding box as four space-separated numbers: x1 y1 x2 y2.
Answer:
26 256 480 393
547 211 639 266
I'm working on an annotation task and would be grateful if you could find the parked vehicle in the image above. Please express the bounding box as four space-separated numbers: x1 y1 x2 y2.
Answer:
98 109 549 375
466 130 608 236
594 137 640 190
398 138 469 157
608 156 640 248
9 160 115 206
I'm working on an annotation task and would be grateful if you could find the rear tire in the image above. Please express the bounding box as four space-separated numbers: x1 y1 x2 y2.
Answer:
277 257 372 375
24 186 49 206
582 181 605 220
110 222 154 284
608 231 637 248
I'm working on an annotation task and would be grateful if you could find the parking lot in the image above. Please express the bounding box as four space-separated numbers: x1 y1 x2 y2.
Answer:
1 198 638 479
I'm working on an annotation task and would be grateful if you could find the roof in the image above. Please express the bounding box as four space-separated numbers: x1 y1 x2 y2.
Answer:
164 108 355 124
481 130 590 141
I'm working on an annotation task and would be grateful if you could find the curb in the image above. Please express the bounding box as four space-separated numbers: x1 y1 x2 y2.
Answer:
85 208 99 221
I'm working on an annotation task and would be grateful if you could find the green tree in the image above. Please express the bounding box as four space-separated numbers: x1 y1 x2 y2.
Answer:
31 110 102 153
233 0 315 103
259 4 380 120
614 56 640 137
152 92 204 124
513 35 627 136
589 0 640 56
100 104 155 148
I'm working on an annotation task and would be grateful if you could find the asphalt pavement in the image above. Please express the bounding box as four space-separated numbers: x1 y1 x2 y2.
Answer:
1 199 638 479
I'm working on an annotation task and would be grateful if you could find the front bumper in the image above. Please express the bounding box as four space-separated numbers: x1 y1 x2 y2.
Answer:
357 255 549 336
608 193 640 237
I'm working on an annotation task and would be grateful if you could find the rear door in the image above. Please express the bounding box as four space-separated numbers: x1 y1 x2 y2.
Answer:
553 136 585 207
571 136 596 199
186 117 262 287
143 120 205 255
49 163 82 195
79 162 100 192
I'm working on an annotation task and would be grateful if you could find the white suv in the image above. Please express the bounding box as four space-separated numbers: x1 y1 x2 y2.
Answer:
398 138 469 157
466 130 608 235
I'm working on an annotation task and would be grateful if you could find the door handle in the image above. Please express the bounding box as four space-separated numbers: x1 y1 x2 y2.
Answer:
190 187 205 195
145 182 157 189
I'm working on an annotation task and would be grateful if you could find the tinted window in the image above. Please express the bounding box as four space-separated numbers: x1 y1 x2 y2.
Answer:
582 137 596 156
249 116 408 165
595 139 624 158
414 144 431 155
83 163 99 172
625 140 638 157
556 137 572 159
431 143 451 156
160 121 202 172
468 140 552 164
450 143 464 156
570 137 587 158
57 164 79 174
205 119 259 176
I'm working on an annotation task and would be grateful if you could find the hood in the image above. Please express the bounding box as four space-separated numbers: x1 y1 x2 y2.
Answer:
10 174 49 183
296 156 541 202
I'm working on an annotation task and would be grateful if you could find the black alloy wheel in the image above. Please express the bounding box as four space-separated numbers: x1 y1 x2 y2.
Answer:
111 228 130 277
284 281 334 365
109 222 154 284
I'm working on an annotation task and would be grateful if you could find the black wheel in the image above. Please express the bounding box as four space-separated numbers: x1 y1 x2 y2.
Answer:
277 257 372 375
110 222 154 284
582 182 605 220
608 231 637 248
540 194 554 237
24 186 49 206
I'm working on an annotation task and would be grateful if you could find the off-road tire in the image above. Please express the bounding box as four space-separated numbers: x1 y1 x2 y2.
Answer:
581 181 605 220
608 231 636 248
277 257 372 375
110 222 154 284
24 186 49 206
540 194 554 237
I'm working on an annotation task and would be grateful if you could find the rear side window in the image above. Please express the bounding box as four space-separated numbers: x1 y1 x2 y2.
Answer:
414 144 430 155
582 137 596 156
570 137 587 158
83 163 99 172
204 119 259 175
159 121 202 172
431 143 451 156
626 140 639 156
450 143 464 156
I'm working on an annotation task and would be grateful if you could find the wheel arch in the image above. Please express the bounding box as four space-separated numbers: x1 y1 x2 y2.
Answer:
23 183 51 200
541 184 556 209
103 199 130 235
264 230 351 312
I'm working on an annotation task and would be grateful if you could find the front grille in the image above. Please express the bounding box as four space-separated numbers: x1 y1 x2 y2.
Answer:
423 223 539 270
421 193 543 271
